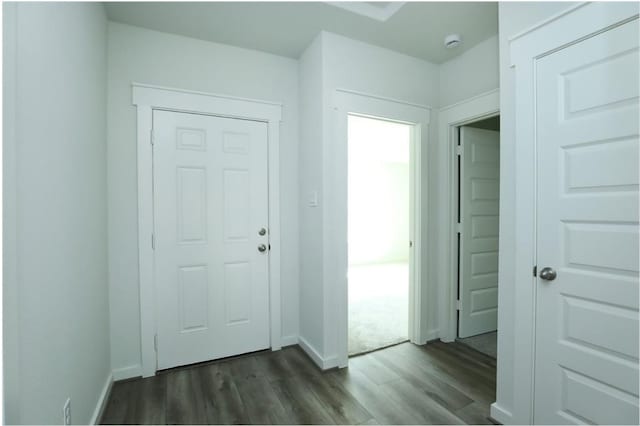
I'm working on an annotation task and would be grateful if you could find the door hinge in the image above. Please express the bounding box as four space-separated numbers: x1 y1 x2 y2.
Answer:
456 145 463 156
154 334 158 352
456 222 462 234
150 129 154 146
151 233 155 250
409 240 413 248
533 265 537 277
456 300 461 311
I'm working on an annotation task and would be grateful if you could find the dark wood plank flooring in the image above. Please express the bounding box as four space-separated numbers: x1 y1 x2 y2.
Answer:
100 341 496 425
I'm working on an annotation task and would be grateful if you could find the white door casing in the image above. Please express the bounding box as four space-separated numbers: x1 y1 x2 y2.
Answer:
153 110 270 370
133 84 282 377
332 89 430 368
533 19 639 424
458 127 500 338
435 89 499 344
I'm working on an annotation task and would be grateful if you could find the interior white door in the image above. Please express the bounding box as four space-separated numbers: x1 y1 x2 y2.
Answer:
458 126 500 338
534 19 639 424
153 110 270 370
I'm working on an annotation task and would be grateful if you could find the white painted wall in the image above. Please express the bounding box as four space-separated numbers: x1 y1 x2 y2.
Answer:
3 2 110 424
492 2 574 423
298 31 441 364
439 35 499 107
298 33 326 354
107 22 300 376
321 32 440 107
9 3 601 422
3 4 20 422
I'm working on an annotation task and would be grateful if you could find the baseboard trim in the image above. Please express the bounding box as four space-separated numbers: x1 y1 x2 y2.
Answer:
413 328 441 345
280 335 298 347
297 336 339 370
425 328 440 343
298 336 324 368
90 372 113 425
490 402 513 425
322 355 339 370
439 327 455 343
112 364 142 381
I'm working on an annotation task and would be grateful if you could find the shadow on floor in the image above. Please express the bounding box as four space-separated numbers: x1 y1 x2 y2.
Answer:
457 331 497 358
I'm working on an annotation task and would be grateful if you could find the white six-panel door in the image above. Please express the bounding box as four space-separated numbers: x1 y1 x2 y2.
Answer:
533 19 639 424
153 110 270 370
459 127 500 338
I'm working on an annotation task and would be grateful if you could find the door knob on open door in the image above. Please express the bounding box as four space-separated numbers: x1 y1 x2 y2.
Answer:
258 244 267 253
539 267 557 281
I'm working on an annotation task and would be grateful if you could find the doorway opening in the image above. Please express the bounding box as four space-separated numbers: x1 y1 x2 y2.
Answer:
347 114 412 356
454 115 500 359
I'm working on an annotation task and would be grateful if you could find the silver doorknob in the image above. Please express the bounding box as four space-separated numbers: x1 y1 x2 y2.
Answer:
258 228 267 236
258 244 267 253
539 267 557 281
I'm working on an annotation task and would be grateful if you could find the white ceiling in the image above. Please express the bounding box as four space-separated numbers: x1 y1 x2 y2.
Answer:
104 2 498 64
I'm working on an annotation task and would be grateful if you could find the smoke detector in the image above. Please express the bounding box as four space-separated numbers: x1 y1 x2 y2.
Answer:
444 34 462 49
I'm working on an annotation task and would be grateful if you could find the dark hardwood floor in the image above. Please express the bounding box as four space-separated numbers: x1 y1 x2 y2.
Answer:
100 340 496 425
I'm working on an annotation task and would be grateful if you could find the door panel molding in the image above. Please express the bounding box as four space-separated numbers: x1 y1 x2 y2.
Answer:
133 83 282 377
533 19 639 424
458 127 500 338
154 110 270 370
506 2 639 423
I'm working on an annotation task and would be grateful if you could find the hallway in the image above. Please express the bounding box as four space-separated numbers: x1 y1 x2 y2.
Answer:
101 341 496 425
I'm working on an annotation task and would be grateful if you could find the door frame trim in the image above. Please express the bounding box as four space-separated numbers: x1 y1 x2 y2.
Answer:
506 3 638 423
132 83 283 377
437 89 500 343
456 125 501 339
332 89 430 367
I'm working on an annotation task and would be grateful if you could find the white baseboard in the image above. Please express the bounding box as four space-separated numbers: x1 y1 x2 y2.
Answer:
112 364 142 381
438 327 456 343
413 328 441 345
490 402 513 425
425 328 440 343
298 336 339 370
298 336 324 368
90 372 113 425
322 355 339 370
427 328 440 342
280 335 298 347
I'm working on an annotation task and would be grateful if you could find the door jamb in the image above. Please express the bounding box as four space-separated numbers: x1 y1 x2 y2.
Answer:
332 89 431 367
132 83 283 377
437 89 500 344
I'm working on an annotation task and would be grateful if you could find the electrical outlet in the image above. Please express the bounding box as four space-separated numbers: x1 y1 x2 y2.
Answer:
63 398 71 425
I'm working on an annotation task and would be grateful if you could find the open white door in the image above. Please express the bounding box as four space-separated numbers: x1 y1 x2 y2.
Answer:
533 19 639 424
153 110 270 370
458 127 500 338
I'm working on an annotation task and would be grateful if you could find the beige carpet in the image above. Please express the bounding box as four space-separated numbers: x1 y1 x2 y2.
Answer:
348 263 409 355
